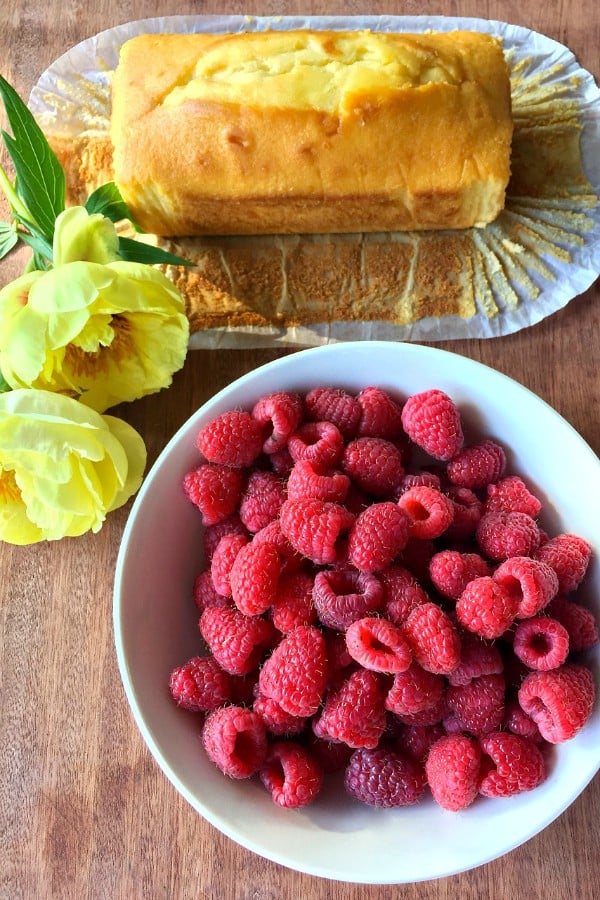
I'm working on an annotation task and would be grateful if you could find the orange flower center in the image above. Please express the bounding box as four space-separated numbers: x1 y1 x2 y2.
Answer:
64 315 134 378
0 468 21 504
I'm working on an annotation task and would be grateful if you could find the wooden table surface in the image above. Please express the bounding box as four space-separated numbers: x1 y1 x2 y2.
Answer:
1 1 599 897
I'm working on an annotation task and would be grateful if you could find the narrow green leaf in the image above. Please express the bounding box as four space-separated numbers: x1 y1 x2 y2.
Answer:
17 230 53 267
0 370 12 393
0 221 18 260
118 236 192 267
85 182 141 229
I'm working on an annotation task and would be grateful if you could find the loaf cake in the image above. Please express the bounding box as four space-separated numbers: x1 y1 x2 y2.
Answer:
110 29 513 236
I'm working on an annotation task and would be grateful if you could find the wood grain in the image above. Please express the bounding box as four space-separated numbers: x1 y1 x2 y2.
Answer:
1 2 599 899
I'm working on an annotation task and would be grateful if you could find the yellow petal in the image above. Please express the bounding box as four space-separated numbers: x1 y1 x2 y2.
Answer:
53 206 120 266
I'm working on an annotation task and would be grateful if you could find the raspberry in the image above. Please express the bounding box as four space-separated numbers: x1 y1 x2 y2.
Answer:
396 723 446 762
446 673 506 735
258 625 328 717
397 693 448 727
503 698 543 742
345 617 412 673
279 498 355 566
512 617 570 670
269 445 295 477
456 576 519 639
344 747 426 807
484 475 542 518
192 569 231 611
400 389 464 461
476 511 541 561
270 571 317 633
546 596 600 651
253 519 303 574
202 706 268 778
403 602 461 674
230 540 281 615
342 437 404 498
397 471 442 495
313 567 383 630
251 391 304 454
239 470 286 533
380 564 429 625
429 550 490 600
384 662 444 716
356 386 403 438
169 656 234 712
347 502 411 572
306 734 354 773
304 386 361 438
425 734 482 811
479 732 546 798
200 605 276 675
447 631 503 687
535 533 592 593
286 459 350 503
287 421 345 470
210 532 249 596
182 463 243 526
313 669 387 749
260 741 323 808
253 695 307 736
197 410 263 468
518 664 596 743
202 513 248 561
397 486 455 540
447 439 506 489
444 487 482 541
492 556 559 619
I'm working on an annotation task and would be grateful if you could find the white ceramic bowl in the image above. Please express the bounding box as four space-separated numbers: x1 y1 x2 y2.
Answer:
114 342 600 884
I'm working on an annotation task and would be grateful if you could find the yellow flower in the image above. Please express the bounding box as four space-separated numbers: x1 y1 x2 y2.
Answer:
0 389 146 544
52 206 121 266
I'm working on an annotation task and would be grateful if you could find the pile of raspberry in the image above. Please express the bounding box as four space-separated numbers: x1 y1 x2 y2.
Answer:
170 385 597 812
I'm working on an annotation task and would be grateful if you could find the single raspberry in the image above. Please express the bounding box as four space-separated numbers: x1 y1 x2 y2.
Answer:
169 656 234 712
210 532 249 596
403 602 461 675
425 734 482 811
492 556 559 619
182 463 244 526
456 577 519 639
202 513 248 562
192 569 232 611
518 664 596 743
398 538 437 584
342 437 404 498
447 631 504 686
400 389 464 461
270 571 317 633
546 596 600 651
356 386 403 438
503 697 543 742
260 741 323 808
345 616 412 673
476 511 541 561
380 564 429 625
253 520 303 574
238 470 286 533
444 486 482 541
429 550 490 600
269 445 295 477
535 533 592 593
396 722 446 762
396 693 448 727
251 391 304 454
384 662 444 716
287 421 345 470
484 475 542 518
344 747 426 807
347 502 411 572
447 439 506 489
397 470 442 495
513 617 570 670
397 485 455 540
258 625 328 717
304 386 361 438
253 694 307 736
199 605 276 675
446 673 506 735
306 734 354 773
478 732 546 798
312 567 383 631
230 540 281 615
202 706 268 778
313 669 387 749
279 498 355 566
286 459 350 503
196 410 264 467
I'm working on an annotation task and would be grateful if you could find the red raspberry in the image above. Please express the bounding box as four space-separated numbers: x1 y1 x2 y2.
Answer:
313 669 387 749
446 673 506 735
260 741 323 808
199 605 276 675
535 533 592 593
447 439 506 489
313 567 383 630
279 498 355 566
239 470 286 533
446 632 503 689
397 486 455 540
397 470 442 495
344 747 426 807
287 421 345 470
403 602 461 674
286 459 350 503
396 693 448 727
202 706 267 778
396 723 446 762
518 664 596 743
259 625 328 717
192 569 231 611
484 475 542 518
401 389 464 461
306 734 354 773
304 386 361 438
492 556 559 619
429 550 490 600
478 732 546 798
342 437 404 498
345 616 412 673
268 445 295 477
210 532 249 596
251 391 303 454
169 656 234 712
253 695 307 736
456 576 519 639
546 596 600 651
380 564 429 625
347 502 411 572
202 513 248 561
425 734 482 811
513 617 570 670
230 540 281 615
384 662 444 716
476 511 541 561
444 486 482 541
182 463 243 526
270 571 317 633
197 410 263 468
356 386 403 438
503 697 543 742
253 519 303 574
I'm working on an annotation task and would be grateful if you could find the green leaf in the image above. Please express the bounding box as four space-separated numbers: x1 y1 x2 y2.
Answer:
0 221 18 260
0 74 65 242
118 236 192 267
0 369 12 394
17 230 53 268
85 182 141 230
